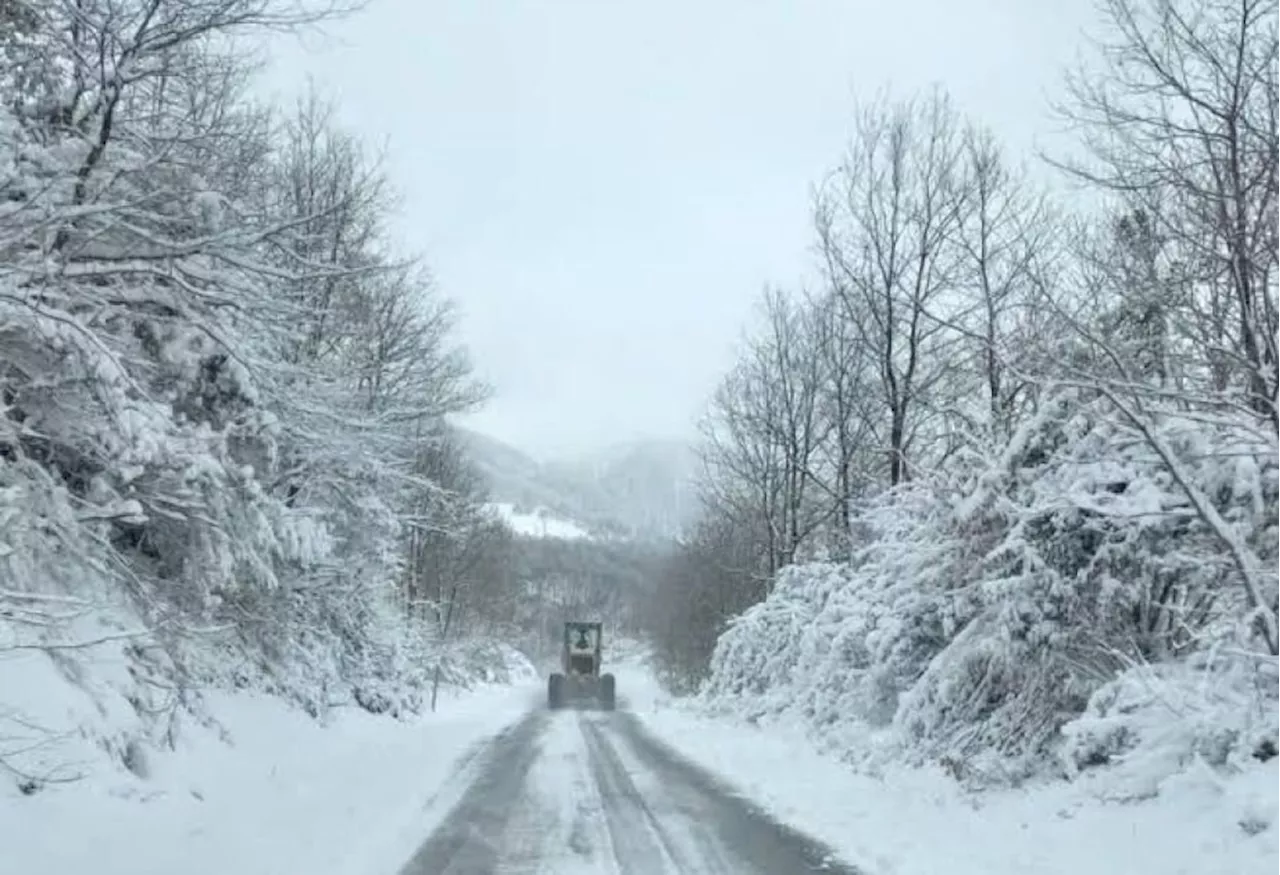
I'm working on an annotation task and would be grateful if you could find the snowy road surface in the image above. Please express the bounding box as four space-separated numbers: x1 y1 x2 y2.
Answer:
398 704 858 875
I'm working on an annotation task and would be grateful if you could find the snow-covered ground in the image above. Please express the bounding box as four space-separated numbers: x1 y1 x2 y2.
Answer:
7 642 1273 875
484 501 593 540
615 659 1278 875
1 664 540 875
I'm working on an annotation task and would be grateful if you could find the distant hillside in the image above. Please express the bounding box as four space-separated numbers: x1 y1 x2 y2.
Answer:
451 426 699 542
483 501 593 541
546 438 700 541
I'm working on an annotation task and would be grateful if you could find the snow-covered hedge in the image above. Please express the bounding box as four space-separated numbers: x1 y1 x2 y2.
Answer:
701 396 1279 784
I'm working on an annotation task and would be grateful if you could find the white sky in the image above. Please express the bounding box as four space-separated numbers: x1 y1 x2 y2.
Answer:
260 0 1096 458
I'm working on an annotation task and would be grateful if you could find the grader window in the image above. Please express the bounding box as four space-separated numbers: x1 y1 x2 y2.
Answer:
568 625 597 652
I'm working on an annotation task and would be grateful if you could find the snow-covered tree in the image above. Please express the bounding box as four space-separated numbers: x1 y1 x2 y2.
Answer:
1 0 504 760
651 0 1278 789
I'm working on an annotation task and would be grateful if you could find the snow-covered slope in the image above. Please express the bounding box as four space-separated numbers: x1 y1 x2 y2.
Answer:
483 501 593 540
2 662 538 875
545 437 700 540
453 426 697 541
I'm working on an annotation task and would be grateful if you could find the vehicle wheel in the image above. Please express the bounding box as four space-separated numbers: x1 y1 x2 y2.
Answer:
600 673 616 711
548 673 564 709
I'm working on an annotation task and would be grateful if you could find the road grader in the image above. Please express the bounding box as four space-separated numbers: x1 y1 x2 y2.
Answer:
547 621 616 710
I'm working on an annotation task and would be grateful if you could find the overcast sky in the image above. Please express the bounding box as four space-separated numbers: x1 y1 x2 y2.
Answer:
260 0 1095 459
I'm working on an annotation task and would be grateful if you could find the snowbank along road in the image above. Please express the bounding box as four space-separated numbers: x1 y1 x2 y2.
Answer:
398 701 859 875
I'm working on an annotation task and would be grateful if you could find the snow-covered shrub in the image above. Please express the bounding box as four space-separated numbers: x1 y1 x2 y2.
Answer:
704 482 965 751
1060 653 1278 799
897 399 1277 775
700 392 1279 782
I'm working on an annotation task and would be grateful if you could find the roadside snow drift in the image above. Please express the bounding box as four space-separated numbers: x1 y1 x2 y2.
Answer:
617 659 1279 875
0 651 538 875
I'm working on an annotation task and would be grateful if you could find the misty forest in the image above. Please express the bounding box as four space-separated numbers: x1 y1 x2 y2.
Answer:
1 0 1276 873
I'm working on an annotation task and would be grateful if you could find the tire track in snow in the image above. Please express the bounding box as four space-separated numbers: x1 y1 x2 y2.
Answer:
396 711 548 875
603 710 858 874
579 713 691 874
398 704 861 874
493 710 618 874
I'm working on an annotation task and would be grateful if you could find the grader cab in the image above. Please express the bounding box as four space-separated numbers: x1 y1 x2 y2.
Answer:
547 621 616 710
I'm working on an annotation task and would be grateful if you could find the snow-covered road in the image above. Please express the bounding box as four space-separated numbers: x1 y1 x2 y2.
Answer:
398 704 857 875
10 654 1268 875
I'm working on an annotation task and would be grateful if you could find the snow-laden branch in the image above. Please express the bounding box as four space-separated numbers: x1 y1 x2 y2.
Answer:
1082 382 1279 655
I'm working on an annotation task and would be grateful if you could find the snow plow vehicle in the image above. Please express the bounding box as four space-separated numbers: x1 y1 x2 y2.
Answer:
547 621 616 710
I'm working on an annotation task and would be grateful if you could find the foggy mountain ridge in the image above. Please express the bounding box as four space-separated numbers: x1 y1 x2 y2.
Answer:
451 425 699 541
